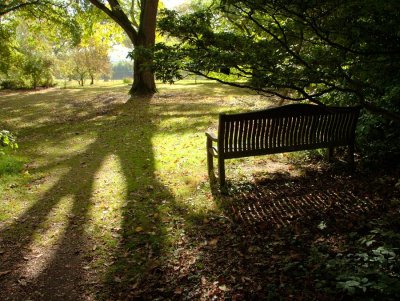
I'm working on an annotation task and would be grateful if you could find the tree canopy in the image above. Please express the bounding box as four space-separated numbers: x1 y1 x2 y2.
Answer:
155 0 400 123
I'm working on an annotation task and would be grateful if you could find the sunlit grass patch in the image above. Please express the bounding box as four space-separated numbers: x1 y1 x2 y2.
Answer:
87 154 127 247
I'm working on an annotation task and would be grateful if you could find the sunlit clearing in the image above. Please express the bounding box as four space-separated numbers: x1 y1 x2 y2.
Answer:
87 154 127 258
21 195 74 280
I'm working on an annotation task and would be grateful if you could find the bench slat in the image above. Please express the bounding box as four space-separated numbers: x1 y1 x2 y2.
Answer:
209 104 361 187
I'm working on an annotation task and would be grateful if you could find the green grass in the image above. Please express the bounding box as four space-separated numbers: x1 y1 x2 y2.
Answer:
2 80 398 301
0 153 24 175
0 79 278 293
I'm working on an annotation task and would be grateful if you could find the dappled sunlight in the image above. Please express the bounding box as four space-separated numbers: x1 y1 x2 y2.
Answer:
20 195 74 280
3 81 395 300
230 189 377 228
0 88 127 131
152 131 207 198
157 80 258 98
87 154 127 245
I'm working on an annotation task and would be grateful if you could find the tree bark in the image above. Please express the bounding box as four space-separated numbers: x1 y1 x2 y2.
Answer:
129 0 158 96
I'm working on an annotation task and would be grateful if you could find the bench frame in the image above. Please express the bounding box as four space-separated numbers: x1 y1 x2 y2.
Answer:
206 104 361 187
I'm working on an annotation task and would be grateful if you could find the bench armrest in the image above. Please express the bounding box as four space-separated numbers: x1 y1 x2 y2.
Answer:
205 131 218 142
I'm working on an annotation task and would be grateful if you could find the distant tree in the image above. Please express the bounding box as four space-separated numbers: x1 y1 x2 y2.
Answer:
112 61 133 80
83 40 112 85
69 40 111 86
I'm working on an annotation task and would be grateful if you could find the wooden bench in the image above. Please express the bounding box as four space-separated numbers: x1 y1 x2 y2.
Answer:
206 104 361 187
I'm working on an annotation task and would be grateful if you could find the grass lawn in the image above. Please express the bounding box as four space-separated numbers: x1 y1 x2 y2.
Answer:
0 80 399 300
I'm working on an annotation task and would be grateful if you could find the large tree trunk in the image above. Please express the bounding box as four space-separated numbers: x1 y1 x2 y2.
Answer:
87 0 159 96
129 0 158 96
130 54 156 95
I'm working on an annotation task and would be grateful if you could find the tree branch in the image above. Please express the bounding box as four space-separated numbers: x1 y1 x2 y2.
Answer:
0 0 40 16
87 0 138 44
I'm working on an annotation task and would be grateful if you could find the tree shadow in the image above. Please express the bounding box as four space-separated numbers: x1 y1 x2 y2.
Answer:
0 86 226 300
0 93 179 300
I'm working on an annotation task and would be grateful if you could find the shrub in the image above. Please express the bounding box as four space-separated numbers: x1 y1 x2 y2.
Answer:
0 130 18 150
122 77 132 84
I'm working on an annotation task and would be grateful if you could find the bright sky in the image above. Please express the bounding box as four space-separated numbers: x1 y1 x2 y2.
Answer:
163 0 186 8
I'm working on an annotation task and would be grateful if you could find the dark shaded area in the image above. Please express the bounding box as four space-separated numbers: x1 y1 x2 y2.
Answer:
0 90 180 300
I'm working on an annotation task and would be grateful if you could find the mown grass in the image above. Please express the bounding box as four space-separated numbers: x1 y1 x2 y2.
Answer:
0 79 281 297
1 80 399 301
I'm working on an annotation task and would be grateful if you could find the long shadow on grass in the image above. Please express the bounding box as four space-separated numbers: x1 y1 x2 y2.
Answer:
0 95 187 300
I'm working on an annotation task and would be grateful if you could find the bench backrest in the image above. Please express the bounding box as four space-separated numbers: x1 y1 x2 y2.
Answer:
218 104 361 159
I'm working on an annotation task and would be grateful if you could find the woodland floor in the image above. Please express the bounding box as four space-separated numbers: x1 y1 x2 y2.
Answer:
0 81 399 300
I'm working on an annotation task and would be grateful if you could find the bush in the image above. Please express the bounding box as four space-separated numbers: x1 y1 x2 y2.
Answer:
0 130 18 151
122 77 132 84
0 79 25 89
357 112 400 167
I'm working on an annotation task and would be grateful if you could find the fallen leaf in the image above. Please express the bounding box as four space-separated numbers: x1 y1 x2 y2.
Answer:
135 226 143 233
208 238 219 247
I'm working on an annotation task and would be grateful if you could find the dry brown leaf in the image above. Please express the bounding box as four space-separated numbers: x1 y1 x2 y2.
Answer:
208 238 218 247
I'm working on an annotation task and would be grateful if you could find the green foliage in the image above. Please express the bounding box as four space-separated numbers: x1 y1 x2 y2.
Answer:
357 113 400 165
310 219 400 300
0 130 18 151
155 0 400 164
122 78 132 84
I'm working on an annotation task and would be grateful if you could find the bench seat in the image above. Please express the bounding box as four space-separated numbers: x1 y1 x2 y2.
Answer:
206 104 361 187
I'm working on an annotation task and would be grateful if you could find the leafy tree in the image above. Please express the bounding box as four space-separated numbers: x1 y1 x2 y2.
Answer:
85 0 159 96
155 0 400 162
68 40 112 86
155 0 400 122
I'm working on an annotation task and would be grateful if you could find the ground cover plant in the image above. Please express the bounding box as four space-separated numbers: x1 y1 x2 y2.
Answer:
0 81 399 300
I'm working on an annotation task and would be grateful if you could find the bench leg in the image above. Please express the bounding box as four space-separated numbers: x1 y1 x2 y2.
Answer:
207 151 214 176
218 157 226 187
348 144 355 171
327 147 334 162
206 138 214 176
